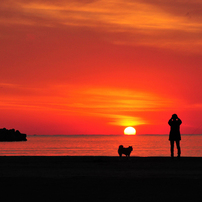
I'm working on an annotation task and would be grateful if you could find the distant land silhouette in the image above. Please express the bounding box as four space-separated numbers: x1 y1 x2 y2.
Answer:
0 128 27 141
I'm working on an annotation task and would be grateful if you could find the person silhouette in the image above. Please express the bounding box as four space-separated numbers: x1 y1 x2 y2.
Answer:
168 114 182 158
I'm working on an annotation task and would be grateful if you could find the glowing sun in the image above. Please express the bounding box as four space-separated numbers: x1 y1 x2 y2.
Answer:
124 127 136 135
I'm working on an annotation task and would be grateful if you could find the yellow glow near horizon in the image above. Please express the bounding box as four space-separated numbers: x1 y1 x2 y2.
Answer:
124 127 136 135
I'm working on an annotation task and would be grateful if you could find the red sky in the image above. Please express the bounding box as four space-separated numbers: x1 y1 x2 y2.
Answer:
0 0 202 135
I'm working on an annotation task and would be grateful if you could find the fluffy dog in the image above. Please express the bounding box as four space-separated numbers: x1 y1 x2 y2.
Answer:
118 145 133 157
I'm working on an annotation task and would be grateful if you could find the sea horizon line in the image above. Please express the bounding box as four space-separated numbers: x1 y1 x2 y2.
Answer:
27 134 202 136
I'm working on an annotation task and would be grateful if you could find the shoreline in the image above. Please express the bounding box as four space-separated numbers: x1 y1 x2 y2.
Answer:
1 156 202 201
1 156 202 178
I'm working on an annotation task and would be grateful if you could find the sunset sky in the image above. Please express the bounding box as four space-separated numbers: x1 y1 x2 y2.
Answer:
0 0 202 135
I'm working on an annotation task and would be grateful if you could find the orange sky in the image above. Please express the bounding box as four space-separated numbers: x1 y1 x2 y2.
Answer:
0 0 202 135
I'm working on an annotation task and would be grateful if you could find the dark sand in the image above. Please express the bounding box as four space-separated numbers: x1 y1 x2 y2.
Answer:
1 156 202 202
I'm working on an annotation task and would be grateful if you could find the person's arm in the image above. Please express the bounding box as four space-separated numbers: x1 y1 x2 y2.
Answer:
168 118 172 126
178 118 182 125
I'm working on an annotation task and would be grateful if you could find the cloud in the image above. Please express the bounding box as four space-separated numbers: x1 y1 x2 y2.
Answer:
1 0 202 52
0 83 176 122
108 114 146 126
1 1 202 32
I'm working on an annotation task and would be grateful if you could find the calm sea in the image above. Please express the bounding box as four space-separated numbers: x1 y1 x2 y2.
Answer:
0 135 201 157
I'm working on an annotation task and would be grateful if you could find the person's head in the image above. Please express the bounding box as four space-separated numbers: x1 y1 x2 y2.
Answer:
172 114 178 119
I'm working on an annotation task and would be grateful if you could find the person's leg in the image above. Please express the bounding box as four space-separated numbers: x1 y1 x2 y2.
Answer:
170 140 174 158
176 140 181 158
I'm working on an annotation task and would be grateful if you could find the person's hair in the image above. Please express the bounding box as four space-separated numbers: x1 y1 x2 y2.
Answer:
172 114 178 119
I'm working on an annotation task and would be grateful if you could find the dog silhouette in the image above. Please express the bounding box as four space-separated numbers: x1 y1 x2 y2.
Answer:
118 145 133 157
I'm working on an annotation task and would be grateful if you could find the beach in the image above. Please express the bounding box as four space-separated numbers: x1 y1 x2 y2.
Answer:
1 156 202 201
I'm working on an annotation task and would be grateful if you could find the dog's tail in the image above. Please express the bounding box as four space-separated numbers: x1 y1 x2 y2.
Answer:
119 145 123 149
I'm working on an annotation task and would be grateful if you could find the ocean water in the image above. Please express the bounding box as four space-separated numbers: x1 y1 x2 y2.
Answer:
0 135 201 157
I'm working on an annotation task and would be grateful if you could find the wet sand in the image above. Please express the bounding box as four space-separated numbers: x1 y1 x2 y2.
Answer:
1 156 202 201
